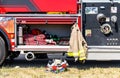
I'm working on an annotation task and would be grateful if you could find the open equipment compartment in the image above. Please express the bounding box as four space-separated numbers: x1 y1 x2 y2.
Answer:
18 24 72 46
15 15 77 52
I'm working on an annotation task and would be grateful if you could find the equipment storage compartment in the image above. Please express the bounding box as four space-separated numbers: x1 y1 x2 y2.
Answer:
18 24 71 46
15 17 76 52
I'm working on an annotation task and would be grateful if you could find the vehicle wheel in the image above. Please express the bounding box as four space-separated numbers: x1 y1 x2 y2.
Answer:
0 37 6 66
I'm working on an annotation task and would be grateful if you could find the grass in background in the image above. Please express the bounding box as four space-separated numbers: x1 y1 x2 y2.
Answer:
1 60 120 78
1 67 120 78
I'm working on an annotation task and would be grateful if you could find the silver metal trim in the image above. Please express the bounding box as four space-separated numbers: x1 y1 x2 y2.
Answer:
82 0 120 3
88 46 120 53
15 45 69 52
16 17 78 20
81 0 83 32
88 46 120 49
88 49 120 53
0 14 81 17
14 18 17 47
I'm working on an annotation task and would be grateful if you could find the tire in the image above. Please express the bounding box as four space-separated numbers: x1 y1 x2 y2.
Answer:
0 37 6 66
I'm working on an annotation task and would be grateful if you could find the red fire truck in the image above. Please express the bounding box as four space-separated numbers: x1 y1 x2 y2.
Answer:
0 0 120 65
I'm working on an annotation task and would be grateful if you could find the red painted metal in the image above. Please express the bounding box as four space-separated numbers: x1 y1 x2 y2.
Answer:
78 16 81 29
31 0 77 13
0 5 30 13
16 18 76 24
0 0 77 14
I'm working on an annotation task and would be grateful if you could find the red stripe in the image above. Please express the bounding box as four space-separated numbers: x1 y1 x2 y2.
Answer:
0 5 30 13
78 16 81 29
11 41 15 51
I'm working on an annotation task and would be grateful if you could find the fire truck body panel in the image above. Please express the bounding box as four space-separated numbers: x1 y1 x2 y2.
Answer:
0 0 77 14
0 0 78 64
1 0 120 65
